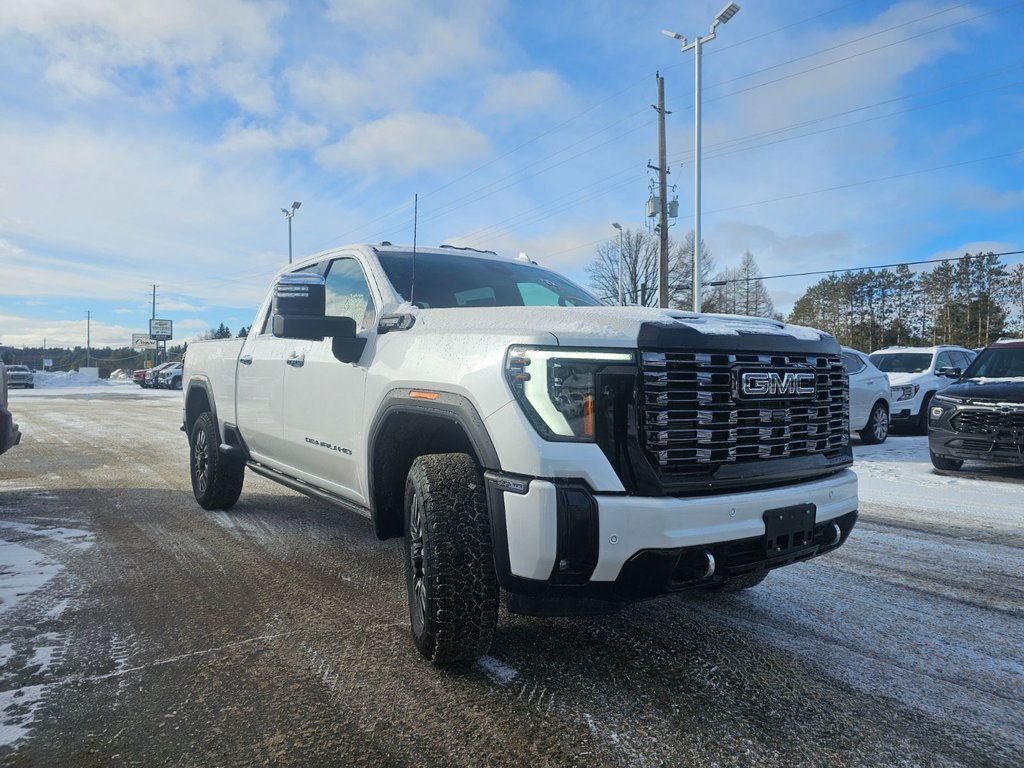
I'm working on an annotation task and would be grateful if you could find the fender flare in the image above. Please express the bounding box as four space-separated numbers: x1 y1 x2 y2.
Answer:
366 389 502 538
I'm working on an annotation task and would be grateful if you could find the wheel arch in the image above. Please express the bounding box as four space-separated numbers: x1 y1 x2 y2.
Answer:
184 377 217 439
367 390 501 541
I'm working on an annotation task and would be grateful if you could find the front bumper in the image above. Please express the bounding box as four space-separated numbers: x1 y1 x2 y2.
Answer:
929 426 1024 465
485 469 858 615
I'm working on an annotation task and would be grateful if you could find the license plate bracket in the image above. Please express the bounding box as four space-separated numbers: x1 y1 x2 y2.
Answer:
763 503 816 556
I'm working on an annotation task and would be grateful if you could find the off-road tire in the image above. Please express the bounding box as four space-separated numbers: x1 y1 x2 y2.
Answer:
916 393 934 435
189 412 244 510
859 400 889 445
930 450 963 472
404 453 498 664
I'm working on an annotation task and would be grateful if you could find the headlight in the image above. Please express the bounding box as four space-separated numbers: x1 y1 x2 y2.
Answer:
891 384 919 402
932 393 964 405
505 347 635 441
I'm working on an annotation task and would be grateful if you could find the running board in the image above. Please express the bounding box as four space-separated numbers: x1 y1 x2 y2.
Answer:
245 462 372 519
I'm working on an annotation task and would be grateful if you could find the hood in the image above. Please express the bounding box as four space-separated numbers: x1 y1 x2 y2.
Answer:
410 306 834 353
885 371 925 387
942 377 1024 404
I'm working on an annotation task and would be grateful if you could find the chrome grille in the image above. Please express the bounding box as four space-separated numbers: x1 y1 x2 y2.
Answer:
951 409 1024 433
639 350 849 474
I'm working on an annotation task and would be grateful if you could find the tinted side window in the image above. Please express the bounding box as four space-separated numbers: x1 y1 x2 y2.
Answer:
951 351 970 369
325 258 376 330
841 353 865 374
935 351 953 370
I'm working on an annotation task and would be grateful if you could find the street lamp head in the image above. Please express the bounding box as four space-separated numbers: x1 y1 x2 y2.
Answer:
280 208 290 215
661 28 686 44
715 3 741 26
612 222 622 231
291 201 302 210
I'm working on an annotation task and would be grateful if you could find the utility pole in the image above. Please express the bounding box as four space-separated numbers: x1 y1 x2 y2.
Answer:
86 311 91 367
654 73 670 308
152 284 158 366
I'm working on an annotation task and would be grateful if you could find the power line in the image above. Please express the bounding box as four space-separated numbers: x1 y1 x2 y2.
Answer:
713 250 1024 285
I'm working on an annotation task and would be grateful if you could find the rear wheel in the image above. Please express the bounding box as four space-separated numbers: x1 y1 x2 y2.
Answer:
404 453 498 664
930 450 963 471
189 412 244 509
859 401 889 444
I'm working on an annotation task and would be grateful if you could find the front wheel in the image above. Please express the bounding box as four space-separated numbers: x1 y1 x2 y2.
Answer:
916 393 934 435
930 450 963 471
189 412 244 509
404 453 498 664
859 401 889 444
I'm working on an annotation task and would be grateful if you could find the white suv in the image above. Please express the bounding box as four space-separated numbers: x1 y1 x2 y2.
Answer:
867 345 975 434
841 347 890 444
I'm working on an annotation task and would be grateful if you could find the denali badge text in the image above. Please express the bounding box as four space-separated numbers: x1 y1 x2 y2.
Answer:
739 371 816 398
305 437 353 455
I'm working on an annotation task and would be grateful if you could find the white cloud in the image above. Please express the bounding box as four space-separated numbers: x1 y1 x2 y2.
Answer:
288 1 500 124
215 116 328 154
316 113 488 175
0 0 284 110
481 70 568 116
953 186 1024 213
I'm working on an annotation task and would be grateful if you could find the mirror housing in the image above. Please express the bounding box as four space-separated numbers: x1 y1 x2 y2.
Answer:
270 272 367 361
273 314 356 341
937 366 961 379
273 272 325 316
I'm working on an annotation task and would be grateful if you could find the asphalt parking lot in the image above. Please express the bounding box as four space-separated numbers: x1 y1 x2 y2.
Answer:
1 388 1022 767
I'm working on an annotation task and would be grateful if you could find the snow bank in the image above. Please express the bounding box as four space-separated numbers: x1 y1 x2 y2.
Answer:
30 371 135 389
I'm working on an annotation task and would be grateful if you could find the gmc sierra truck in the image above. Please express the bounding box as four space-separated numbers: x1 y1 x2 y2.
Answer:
183 243 858 664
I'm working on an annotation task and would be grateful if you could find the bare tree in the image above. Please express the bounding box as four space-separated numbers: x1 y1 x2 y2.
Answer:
587 228 663 306
704 251 774 317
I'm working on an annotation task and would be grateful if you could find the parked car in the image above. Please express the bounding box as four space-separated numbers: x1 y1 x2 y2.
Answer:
157 362 183 389
928 338 1024 470
133 368 149 387
144 362 177 388
0 363 21 454
841 347 890 444
867 345 975 434
3 364 34 389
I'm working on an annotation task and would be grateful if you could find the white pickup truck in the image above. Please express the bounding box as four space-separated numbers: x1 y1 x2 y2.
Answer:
183 243 858 663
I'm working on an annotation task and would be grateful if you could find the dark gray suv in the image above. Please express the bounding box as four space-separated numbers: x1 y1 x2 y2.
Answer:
927 339 1024 470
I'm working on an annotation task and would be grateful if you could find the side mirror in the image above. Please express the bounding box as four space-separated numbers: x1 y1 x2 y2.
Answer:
937 366 961 379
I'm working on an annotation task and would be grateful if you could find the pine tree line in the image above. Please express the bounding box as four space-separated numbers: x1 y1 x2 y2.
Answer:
788 253 1024 352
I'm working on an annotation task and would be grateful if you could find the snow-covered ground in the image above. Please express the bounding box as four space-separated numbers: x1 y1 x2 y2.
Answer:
9 371 179 399
854 433 1023 524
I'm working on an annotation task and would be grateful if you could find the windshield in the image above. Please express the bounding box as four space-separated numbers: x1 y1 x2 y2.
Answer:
868 352 932 373
376 250 600 309
962 347 1024 380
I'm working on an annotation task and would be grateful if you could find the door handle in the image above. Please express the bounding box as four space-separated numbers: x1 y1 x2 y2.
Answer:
239 355 253 365
287 354 305 368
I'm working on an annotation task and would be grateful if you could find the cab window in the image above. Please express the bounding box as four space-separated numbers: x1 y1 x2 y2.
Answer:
325 258 376 331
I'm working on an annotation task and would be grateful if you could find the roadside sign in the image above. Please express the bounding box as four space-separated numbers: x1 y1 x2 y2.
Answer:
149 319 173 341
43 358 53 367
132 333 158 350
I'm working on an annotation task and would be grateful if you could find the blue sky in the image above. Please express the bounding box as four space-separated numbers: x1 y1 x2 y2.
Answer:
1 0 1022 348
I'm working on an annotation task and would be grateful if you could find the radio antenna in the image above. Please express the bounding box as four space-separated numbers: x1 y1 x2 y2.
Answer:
410 193 418 307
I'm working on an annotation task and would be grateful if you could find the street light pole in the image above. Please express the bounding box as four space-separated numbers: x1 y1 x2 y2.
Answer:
663 2 741 312
280 201 302 264
612 222 624 305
